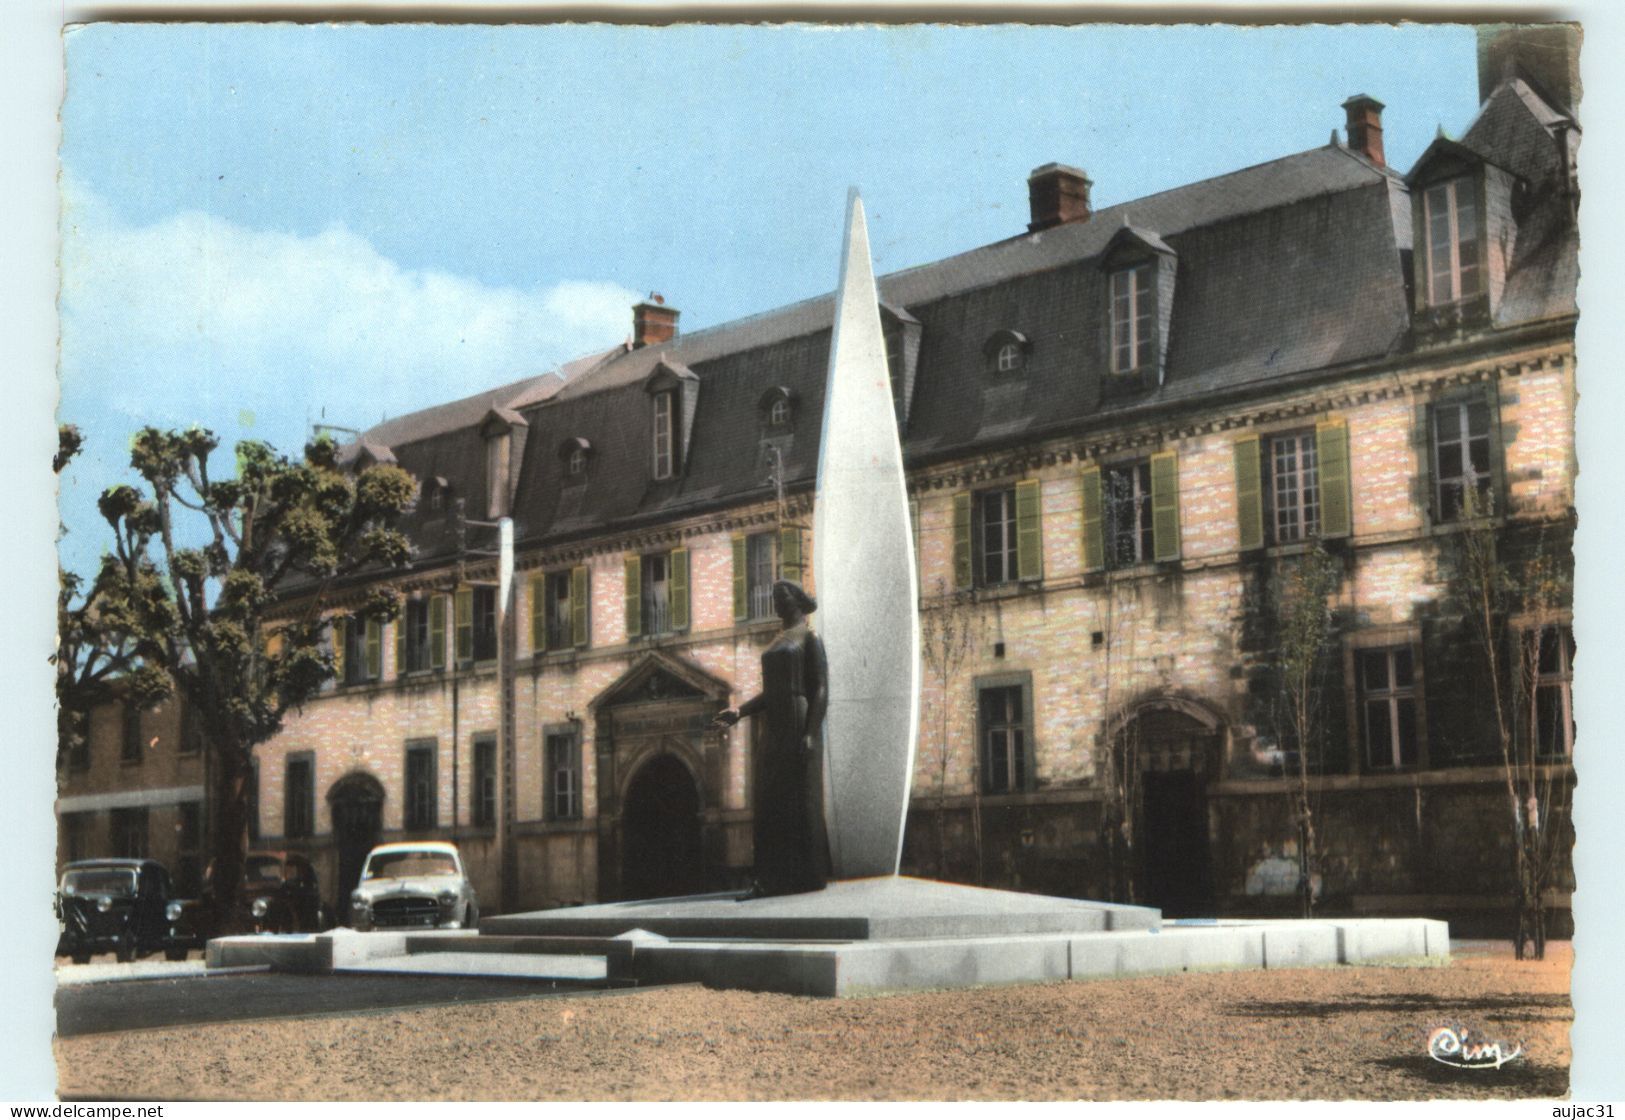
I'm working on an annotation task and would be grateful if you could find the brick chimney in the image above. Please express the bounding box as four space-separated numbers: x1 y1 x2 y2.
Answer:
1342 94 1386 168
632 295 679 349
1027 164 1093 233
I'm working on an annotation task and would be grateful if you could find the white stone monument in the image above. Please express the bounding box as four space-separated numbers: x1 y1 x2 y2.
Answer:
813 190 922 879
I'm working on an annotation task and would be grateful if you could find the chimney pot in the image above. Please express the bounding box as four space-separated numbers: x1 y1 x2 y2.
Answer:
1342 94 1386 168
1027 163 1093 233
632 300 679 349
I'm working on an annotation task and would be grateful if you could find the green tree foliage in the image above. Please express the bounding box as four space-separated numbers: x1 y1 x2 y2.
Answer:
88 426 415 921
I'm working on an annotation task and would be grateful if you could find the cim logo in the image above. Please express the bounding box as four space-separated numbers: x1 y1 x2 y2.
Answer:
1427 1025 1524 1070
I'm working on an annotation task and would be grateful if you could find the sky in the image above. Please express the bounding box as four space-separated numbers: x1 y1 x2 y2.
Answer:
55 22 1487 576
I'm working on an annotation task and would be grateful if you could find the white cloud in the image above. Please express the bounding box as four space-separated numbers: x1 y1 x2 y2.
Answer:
59 176 640 435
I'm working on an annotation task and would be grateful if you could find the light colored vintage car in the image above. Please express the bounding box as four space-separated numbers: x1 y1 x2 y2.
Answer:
348 841 478 931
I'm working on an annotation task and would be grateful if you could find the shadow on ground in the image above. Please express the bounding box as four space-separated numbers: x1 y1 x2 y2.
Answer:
1370 1053 1568 1098
1225 992 1570 1021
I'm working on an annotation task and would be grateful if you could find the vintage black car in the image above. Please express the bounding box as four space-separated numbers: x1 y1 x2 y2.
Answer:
55 858 195 964
237 850 332 933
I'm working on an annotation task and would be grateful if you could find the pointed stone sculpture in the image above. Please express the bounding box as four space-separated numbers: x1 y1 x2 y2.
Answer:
814 190 922 879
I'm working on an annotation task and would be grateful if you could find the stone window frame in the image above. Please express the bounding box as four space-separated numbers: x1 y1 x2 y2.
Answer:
120 703 143 765
1342 627 1429 773
404 738 439 833
398 594 447 675
975 670 1037 796
1108 262 1155 375
1519 616 1575 760
1420 174 1484 308
1103 457 1155 569
1264 429 1322 545
471 733 498 829
544 723 583 822
1428 391 1498 525
284 751 316 839
652 390 675 480
976 485 1020 588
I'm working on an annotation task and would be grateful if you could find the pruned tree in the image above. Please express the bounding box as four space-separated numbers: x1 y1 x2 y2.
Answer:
55 424 167 770
1451 492 1572 960
91 427 415 923
1272 540 1341 918
919 577 981 879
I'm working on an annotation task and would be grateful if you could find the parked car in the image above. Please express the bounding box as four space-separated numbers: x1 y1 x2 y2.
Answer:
349 841 478 931
237 850 333 934
55 858 195 963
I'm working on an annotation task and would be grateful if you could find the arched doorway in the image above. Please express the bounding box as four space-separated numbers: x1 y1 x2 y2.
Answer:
327 772 384 914
620 752 705 900
1111 702 1222 918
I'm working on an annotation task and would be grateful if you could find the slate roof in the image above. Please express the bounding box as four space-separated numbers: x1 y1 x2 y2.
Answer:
345 79 1578 573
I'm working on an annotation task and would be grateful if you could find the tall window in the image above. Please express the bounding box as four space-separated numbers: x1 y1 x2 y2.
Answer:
1423 177 1482 306
546 731 581 821
401 597 441 673
1433 399 1493 522
405 740 438 831
121 705 143 763
1105 461 1154 567
977 488 1018 586
63 812 93 863
473 587 497 662
109 807 148 858
642 552 671 636
284 754 314 838
1360 647 1419 770
653 392 674 479
175 802 202 896
342 616 381 685
545 571 574 650
472 736 497 828
1268 432 1321 543
1532 624 1575 758
979 683 1030 794
1110 264 1153 373
747 532 776 619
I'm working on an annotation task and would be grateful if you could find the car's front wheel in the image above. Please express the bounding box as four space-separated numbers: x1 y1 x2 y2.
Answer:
464 902 478 930
114 939 134 964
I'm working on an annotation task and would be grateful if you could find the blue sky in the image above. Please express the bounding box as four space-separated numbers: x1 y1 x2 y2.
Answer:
57 22 1486 574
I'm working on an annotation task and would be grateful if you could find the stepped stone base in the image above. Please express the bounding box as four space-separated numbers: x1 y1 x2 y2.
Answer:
208 876 1448 997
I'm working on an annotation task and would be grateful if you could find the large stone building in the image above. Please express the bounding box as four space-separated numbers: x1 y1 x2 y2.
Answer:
196 28 1578 932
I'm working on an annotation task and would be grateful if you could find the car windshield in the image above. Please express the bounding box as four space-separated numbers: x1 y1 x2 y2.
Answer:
364 852 457 880
244 856 285 883
62 868 137 897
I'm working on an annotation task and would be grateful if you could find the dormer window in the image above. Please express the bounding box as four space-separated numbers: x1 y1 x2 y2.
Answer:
982 329 1030 377
1422 177 1483 306
559 437 591 481
653 391 674 480
769 398 791 427
1110 264 1154 374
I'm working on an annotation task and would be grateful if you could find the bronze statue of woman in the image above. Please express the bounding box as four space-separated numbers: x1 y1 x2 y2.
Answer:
713 579 831 897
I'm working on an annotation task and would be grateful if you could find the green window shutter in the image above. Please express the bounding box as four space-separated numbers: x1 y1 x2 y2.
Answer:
429 598 448 669
530 574 547 655
571 565 590 648
1150 450 1181 562
779 528 801 585
1316 418 1352 539
1015 479 1043 582
429 595 446 670
952 492 973 589
731 534 748 621
454 587 473 664
366 618 382 680
670 548 690 631
1079 466 1104 572
624 554 642 639
395 614 406 677
1234 434 1264 552
331 617 346 682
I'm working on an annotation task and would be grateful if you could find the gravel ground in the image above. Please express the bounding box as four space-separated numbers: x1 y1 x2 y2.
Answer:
54 941 1570 1101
